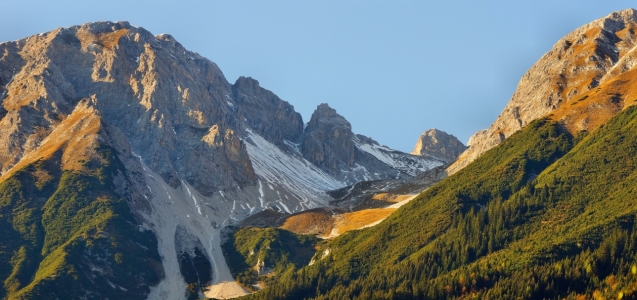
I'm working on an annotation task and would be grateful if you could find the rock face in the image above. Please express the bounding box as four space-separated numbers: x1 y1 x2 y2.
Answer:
302 103 356 175
0 22 258 196
233 76 304 147
411 129 467 163
0 21 443 299
449 8 637 174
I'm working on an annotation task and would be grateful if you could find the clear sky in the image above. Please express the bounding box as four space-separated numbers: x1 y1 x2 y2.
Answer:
1 1 635 152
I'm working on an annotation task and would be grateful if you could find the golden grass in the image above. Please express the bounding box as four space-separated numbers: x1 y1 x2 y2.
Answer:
280 210 333 236
334 208 397 235
98 29 129 49
550 67 637 134
541 25 637 135
77 28 129 51
371 193 415 203
0 101 103 182
279 205 405 237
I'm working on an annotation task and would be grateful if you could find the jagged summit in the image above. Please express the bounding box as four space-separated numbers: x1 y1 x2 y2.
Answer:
449 8 637 174
411 128 466 163
307 103 350 127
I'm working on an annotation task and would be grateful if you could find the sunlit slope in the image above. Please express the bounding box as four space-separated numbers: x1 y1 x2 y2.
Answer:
244 106 637 299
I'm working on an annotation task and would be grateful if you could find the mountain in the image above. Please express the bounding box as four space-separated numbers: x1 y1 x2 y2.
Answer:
219 8 637 300
0 21 445 299
449 8 637 174
411 128 466 163
6 7 637 299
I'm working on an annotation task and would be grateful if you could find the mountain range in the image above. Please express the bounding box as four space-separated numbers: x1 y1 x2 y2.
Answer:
0 20 455 299
2 7 637 300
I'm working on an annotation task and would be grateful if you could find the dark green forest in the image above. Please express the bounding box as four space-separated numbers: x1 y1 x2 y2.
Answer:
231 106 637 299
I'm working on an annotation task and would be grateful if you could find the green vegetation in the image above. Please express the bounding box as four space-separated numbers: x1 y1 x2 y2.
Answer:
0 145 162 300
222 227 320 291
240 106 637 299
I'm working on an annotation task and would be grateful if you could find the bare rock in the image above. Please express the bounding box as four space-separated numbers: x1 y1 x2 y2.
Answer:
232 76 303 147
411 129 466 163
302 103 356 176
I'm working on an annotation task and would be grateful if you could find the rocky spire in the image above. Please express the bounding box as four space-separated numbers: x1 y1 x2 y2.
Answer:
302 103 356 175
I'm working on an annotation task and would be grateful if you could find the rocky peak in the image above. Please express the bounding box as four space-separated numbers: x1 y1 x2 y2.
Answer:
0 21 253 195
305 103 352 130
232 76 303 147
302 103 355 175
411 129 466 163
448 8 637 174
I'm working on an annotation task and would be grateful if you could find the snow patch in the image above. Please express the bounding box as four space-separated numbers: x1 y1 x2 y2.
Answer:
243 129 344 206
257 180 265 208
353 137 442 176
181 180 203 216
283 140 302 154
5 75 16 88
277 201 291 214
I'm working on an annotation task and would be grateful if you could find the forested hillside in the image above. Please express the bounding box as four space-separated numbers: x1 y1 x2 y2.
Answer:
238 105 637 299
0 145 162 299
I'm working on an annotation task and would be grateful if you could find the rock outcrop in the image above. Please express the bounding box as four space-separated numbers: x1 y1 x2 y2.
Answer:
411 129 467 163
449 8 637 174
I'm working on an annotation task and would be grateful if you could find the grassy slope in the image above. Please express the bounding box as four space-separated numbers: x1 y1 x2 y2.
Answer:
0 145 162 300
242 106 637 299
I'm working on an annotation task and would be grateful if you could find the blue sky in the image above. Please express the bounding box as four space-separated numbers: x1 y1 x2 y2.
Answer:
1 1 635 152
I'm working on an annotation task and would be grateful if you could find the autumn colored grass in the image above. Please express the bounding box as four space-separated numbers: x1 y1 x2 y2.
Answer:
280 210 333 236
333 208 397 235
